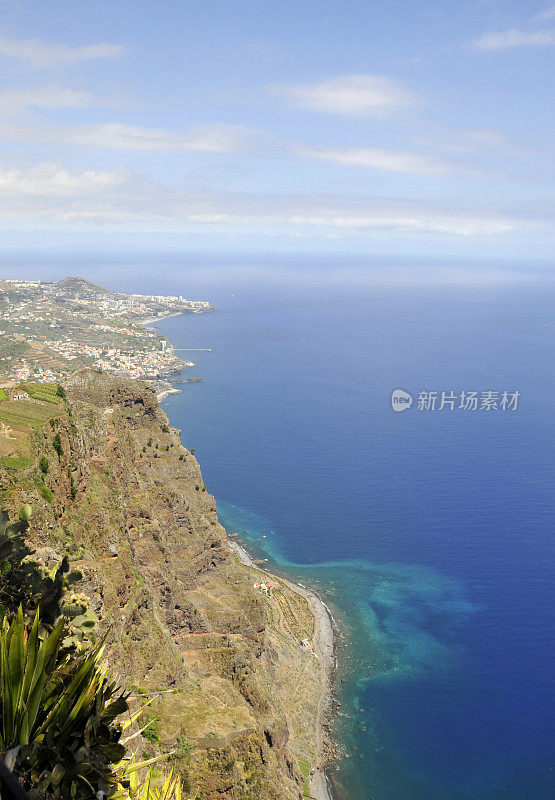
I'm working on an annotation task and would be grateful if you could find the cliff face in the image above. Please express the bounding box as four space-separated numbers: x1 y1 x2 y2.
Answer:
0 371 328 800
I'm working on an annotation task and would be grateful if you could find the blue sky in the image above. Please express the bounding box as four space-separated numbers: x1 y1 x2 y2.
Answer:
0 0 553 259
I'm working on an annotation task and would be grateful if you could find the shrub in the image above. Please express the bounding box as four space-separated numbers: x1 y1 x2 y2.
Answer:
38 482 54 503
39 455 49 474
141 723 161 745
175 734 194 763
52 433 64 459
0 508 89 628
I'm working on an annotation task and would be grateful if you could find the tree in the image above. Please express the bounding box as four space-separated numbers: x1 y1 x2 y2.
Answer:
52 433 63 459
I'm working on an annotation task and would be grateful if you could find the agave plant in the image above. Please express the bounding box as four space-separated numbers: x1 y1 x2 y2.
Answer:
109 700 189 800
0 608 128 798
113 757 185 800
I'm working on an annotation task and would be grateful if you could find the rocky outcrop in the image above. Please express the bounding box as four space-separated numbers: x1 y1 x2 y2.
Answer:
0 371 330 800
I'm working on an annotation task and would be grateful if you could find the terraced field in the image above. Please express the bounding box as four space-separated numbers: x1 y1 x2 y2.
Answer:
19 382 61 404
0 455 32 469
0 399 59 427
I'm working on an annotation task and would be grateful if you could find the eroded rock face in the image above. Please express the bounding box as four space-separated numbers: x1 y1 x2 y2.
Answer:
1 370 327 800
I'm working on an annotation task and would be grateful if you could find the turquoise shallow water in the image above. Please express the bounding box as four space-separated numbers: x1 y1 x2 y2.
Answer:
138 267 554 800
217 501 479 800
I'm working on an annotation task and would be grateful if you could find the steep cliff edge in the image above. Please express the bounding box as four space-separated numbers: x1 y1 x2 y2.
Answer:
0 370 333 800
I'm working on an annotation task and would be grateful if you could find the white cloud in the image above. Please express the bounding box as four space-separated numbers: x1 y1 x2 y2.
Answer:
276 74 419 116
414 128 509 161
0 35 126 67
227 211 514 236
0 121 249 153
0 117 493 177
0 86 97 109
299 145 449 175
536 5 555 21
456 129 506 147
472 28 555 50
0 163 128 196
57 122 246 152
0 160 530 237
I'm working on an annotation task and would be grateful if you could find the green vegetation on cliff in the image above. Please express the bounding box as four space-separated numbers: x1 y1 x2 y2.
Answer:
0 505 186 798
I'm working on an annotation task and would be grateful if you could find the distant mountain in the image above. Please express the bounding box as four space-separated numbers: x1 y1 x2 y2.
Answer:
53 276 116 300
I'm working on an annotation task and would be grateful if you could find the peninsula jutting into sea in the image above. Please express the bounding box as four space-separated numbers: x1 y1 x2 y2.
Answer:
0 276 214 383
0 276 336 800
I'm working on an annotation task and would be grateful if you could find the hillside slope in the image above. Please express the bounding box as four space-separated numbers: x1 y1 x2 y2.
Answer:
0 370 332 800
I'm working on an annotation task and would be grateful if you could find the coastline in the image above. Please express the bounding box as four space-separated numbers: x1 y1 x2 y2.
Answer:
141 311 183 326
228 539 337 800
139 312 187 401
147 309 339 800
156 386 180 402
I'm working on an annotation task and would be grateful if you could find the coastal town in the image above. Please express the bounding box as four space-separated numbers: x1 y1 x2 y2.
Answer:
0 276 213 382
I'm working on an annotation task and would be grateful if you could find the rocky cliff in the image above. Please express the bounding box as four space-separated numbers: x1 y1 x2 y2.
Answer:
0 371 331 800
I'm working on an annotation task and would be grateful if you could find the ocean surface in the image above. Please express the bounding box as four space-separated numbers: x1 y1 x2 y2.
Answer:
119 263 554 800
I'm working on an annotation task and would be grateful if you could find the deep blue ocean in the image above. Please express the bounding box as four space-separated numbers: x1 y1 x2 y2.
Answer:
152 268 555 800
24 258 555 800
